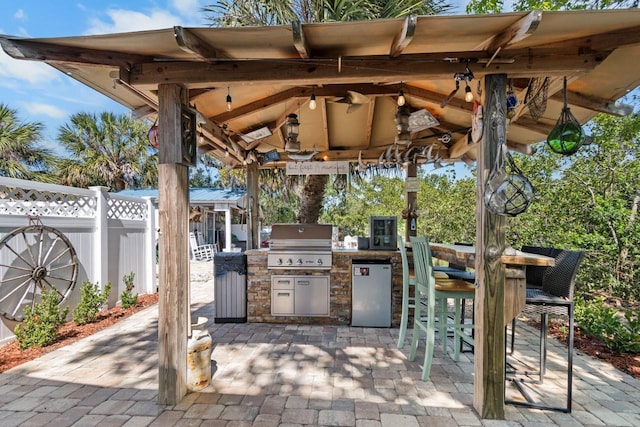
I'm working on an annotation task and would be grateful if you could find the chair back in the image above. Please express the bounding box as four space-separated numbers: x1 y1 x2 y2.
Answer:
522 245 557 287
397 235 410 286
542 249 584 300
409 236 435 298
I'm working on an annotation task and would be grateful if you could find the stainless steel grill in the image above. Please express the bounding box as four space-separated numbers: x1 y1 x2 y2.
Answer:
267 224 333 270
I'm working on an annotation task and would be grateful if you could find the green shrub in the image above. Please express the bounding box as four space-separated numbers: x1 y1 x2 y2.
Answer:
73 280 111 325
14 288 69 350
575 295 640 354
120 272 138 309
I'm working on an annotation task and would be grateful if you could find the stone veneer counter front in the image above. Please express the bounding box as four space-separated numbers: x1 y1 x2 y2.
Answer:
245 248 404 326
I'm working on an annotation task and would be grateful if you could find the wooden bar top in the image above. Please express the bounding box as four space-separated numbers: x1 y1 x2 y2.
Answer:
428 243 555 268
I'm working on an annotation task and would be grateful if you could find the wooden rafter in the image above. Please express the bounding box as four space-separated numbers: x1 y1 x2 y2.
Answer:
389 14 417 58
174 26 226 60
363 98 376 148
476 11 543 66
212 84 397 123
292 21 310 59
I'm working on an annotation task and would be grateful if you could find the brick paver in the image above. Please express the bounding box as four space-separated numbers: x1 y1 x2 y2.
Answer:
0 261 638 426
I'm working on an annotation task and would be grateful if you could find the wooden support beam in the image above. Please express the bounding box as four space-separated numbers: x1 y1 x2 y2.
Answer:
550 90 635 116
157 83 189 406
474 74 507 420
246 162 259 250
292 21 310 59
448 132 476 159
389 14 417 58
405 163 418 240
125 51 607 89
174 26 226 60
0 35 154 66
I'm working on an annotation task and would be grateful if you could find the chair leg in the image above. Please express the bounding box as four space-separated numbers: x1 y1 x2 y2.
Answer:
439 297 448 353
397 292 411 349
540 313 548 382
510 317 516 355
566 304 574 413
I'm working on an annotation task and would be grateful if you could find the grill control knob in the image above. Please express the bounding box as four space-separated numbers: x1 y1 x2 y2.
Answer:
316 258 323 265
286 258 293 266
296 258 303 265
277 258 283 265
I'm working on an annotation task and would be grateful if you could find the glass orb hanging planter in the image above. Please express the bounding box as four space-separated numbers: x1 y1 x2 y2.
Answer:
546 107 585 155
546 77 585 155
484 149 535 217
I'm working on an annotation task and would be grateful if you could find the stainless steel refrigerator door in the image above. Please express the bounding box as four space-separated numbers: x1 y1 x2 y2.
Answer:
351 263 392 327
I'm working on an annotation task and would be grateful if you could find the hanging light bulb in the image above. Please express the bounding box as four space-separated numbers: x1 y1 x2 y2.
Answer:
464 82 474 103
309 93 317 110
397 88 406 106
226 87 232 111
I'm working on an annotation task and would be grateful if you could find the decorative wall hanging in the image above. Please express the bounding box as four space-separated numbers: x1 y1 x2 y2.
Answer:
546 77 585 155
471 101 483 144
147 119 159 149
524 77 549 122
506 80 519 119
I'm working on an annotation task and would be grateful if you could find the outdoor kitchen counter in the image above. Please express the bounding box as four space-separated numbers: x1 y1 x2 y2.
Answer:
245 248 403 326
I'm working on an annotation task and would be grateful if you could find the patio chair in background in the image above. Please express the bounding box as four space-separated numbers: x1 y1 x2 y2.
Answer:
189 231 214 261
507 246 585 413
409 236 475 381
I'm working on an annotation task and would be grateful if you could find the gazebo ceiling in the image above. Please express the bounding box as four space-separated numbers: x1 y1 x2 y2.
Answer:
2 9 639 169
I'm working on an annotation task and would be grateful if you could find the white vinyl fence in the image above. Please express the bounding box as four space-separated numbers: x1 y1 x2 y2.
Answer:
0 177 156 345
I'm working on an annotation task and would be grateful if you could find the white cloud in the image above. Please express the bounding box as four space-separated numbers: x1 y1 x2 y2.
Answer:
14 9 26 20
85 8 183 35
20 102 68 120
0 50 59 85
170 0 205 24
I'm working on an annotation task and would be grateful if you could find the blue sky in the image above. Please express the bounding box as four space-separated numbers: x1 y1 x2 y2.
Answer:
0 1 212 153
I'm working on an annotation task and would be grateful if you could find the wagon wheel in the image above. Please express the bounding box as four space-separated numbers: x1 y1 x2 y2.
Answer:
0 225 78 326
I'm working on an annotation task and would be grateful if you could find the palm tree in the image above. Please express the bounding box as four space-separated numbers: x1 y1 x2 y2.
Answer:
204 0 454 224
56 112 158 191
0 103 57 182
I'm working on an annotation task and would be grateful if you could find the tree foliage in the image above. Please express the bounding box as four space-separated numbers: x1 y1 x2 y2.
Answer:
466 0 637 14
55 112 158 191
205 0 453 27
0 103 57 182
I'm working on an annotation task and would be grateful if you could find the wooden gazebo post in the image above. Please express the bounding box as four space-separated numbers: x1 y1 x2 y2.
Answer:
157 83 190 405
474 74 507 419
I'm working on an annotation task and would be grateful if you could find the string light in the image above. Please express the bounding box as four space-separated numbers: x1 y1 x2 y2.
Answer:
397 87 406 106
309 93 317 110
464 82 474 103
226 87 232 111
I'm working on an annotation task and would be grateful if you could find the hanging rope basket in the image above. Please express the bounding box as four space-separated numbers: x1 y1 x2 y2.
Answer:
484 146 535 217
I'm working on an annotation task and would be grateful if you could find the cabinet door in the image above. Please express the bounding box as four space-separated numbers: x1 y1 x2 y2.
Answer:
271 276 294 315
294 277 329 316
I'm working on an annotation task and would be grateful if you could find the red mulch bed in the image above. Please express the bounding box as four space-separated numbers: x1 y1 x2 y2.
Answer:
0 293 158 373
547 321 640 380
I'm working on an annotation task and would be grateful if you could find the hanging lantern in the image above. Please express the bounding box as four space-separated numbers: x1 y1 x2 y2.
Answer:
546 77 585 155
484 147 535 217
